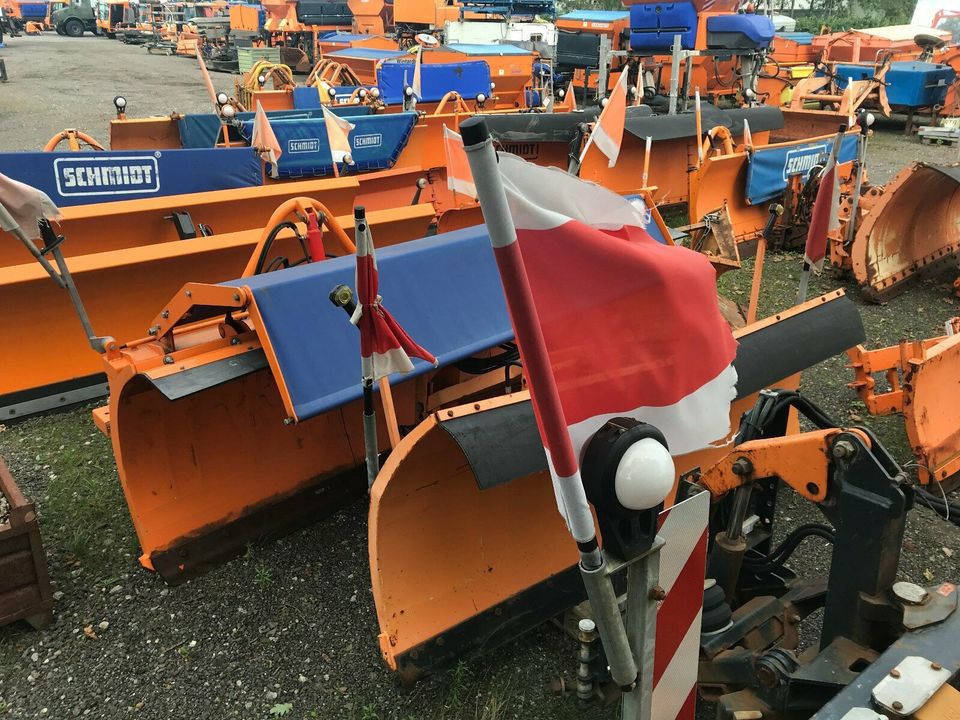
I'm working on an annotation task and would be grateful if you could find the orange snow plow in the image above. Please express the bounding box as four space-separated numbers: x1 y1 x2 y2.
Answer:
840 162 960 302
370 290 865 680
847 318 960 490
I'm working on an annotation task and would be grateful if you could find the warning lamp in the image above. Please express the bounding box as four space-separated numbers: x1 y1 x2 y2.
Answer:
490 82 496 91
581 418 673 559
328 86 337 98
600 97 609 108
113 95 127 118
557 87 565 99
257 74 266 87
220 103 236 119
370 87 381 99
358 88 367 99
404 86 414 97
216 91 228 106
859 109 875 129
476 92 487 106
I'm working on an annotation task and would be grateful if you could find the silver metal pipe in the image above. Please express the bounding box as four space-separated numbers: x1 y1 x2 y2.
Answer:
579 560 639 689
726 485 752 541
622 547 661 720
668 35 682 115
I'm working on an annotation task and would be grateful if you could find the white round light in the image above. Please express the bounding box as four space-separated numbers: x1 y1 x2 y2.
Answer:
221 103 236 118
114 95 127 109
476 93 486 103
628 86 637 97
216 92 228 105
370 87 380 98
328 86 337 97
745 88 756 99
358 88 367 98
257 74 266 85
557 88 565 98
866 112 876 127
490 82 496 90
600 97 609 107
404 86 413 97
614 438 675 511
344 153 354 165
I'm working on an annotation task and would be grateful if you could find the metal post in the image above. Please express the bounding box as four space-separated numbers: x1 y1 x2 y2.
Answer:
844 121 869 246
681 54 693 112
668 34 682 115
597 34 611 106
621 543 662 720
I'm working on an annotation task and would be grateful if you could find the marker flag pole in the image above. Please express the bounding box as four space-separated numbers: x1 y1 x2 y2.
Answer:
460 116 639 692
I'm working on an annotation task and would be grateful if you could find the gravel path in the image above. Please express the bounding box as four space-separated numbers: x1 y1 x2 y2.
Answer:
2 31 959 720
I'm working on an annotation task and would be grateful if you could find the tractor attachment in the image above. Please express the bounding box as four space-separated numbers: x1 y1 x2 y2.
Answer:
841 162 960 303
101 224 521 583
369 290 865 683
847 319 960 490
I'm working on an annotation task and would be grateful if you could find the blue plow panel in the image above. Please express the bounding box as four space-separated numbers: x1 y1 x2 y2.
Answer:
177 106 373 148
377 60 492 104
0 148 263 207
222 226 513 421
239 113 417 178
629 1 698 52
745 134 858 205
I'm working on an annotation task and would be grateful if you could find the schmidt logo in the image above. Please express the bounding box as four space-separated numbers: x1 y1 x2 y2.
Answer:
288 138 321 154
782 143 828 181
354 134 382 149
54 157 160 197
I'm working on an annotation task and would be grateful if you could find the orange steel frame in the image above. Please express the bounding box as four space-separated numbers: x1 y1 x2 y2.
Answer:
369 292 843 674
0 203 434 405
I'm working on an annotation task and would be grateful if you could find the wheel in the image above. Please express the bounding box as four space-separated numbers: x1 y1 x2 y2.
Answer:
63 18 83 37
91 22 100 35
55 24 65 35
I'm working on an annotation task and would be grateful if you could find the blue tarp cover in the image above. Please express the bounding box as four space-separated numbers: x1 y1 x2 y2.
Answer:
223 226 512 421
177 106 373 148
239 112 417 178
559 10 629 21
0 148 262 207
325 47 407 61
377 60 491 104
745 134 859 205
776 31 813 45
444 43 533 55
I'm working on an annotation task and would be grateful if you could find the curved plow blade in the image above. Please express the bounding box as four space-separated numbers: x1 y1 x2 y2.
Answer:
851 163 960 302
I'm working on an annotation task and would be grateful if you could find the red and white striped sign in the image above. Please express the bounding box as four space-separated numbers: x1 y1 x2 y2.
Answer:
653 490 709 720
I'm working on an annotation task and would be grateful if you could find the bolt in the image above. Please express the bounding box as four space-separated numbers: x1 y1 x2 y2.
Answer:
889 668 901 678
788 614 801 624
732 457 753 476
185 290 192 298
162 355 174 365
283 417 294 425
832 440 856 459
649 585 667 601
892 701 903 711
147 325 159 336
232 293 240 302
932 661 942 671
230 337 240 345
161 310 169 319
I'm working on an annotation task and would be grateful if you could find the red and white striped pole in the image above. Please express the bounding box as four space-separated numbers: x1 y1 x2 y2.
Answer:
460 116 639 692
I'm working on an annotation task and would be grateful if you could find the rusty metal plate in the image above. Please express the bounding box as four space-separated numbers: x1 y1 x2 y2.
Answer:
872 655 951 717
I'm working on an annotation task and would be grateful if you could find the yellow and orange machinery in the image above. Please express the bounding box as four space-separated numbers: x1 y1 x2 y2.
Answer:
391 0 458 40
0 165 451 419
347 0 391 35
848 317 960 491
555 10 631 93
95 0 132 36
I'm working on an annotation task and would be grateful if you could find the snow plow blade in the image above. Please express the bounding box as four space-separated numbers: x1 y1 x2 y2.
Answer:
104 226 518 584
850 162 960 302
848 321 960 488
370 290 865 682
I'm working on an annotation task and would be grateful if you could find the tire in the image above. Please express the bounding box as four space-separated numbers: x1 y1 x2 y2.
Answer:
91 22 100 35
63 17 83 37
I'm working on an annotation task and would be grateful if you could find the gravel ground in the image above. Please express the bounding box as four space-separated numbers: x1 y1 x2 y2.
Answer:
2 31 960 720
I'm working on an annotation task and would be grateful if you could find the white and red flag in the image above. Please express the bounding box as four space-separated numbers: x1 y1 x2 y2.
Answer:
252 101 283 178
350 211 436 381
803 146 841 273
494 153 738 466
322 104 356 165
411 46 423 101
443 125 477 199
580 69 629 168
0 172 62 240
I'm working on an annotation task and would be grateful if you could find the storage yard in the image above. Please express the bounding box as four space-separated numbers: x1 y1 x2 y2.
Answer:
2 6 960 720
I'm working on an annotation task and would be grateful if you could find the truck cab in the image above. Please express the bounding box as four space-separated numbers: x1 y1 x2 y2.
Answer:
51 0 96 35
